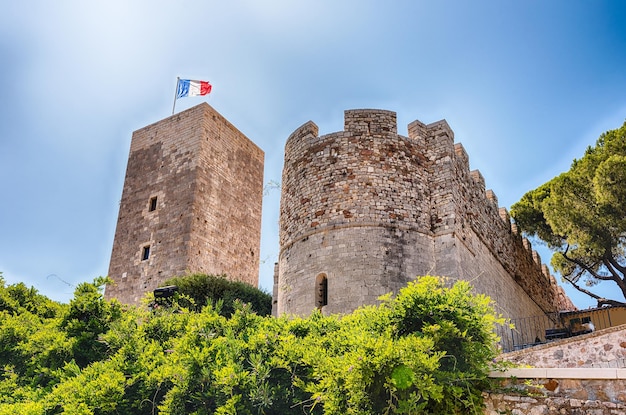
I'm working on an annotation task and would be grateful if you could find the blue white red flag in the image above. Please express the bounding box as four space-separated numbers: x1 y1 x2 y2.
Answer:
176 79 212 98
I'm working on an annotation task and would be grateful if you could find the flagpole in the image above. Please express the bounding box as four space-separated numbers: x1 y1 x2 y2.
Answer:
172 77 180 115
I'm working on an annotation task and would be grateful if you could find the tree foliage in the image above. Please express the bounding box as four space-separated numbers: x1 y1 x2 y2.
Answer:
161 273 272 316
510 121 626 306
0 275 503 414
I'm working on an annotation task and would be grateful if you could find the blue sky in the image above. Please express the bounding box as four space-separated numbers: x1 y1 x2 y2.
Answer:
1 1 625 309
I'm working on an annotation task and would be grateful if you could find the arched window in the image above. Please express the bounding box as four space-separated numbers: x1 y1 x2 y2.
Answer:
315 273 328 309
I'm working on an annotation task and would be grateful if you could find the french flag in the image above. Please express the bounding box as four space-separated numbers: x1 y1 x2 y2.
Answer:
176 79 212 99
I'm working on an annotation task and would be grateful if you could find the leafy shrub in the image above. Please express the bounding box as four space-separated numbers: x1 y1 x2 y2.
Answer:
161 273 272 317
61 277 122 367
386 276 502 413
0 275 503 414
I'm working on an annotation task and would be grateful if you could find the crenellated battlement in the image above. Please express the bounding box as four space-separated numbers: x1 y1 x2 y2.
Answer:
344 109 397 135
277 108 574 318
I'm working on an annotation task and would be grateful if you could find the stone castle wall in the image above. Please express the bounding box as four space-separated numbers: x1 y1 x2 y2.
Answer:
276 109 573 318
106 103 264 304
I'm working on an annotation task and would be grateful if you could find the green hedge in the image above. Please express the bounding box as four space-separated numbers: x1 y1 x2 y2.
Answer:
0 275 503 414
161 273 272 316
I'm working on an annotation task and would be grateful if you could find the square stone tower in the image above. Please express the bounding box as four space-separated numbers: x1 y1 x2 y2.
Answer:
105 103 264 304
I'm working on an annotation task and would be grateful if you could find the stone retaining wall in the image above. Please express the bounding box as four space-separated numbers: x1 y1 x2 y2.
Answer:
485 371 626 414
484 326 626 414
501 325 626 368
484 392 626 415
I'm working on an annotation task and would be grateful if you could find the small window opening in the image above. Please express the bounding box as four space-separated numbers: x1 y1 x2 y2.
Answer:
315 273 328 309
149 196 158 212
141 245 150 261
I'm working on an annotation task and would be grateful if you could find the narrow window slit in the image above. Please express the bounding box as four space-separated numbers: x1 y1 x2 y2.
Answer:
315 273 328 309
142 245 150 261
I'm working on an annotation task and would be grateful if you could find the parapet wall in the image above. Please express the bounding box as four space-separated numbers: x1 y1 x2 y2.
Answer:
276 109 574 317
280 110 430 248
427 130 573 313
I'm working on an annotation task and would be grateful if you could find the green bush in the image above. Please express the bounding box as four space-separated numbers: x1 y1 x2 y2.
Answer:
161 273 272 317
0 275 503 414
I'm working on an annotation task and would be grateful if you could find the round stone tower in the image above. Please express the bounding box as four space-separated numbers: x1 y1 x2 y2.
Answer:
277 109 435 315
275 108 573 325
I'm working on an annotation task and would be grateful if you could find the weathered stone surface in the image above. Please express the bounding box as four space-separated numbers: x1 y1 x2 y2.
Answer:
106 103 264 304
276 109 574 319
484 388 626 414
502 325 626 368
